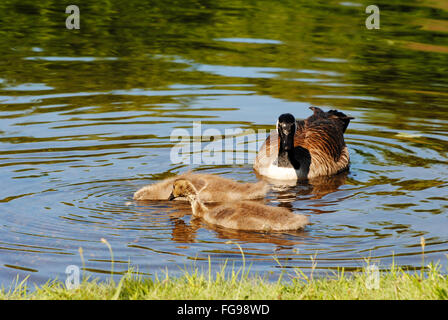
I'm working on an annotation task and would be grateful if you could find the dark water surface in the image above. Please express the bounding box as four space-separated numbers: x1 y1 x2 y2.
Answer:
0 0 447 286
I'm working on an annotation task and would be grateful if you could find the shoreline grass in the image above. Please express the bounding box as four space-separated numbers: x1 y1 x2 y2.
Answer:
2 239 446 300
1 261 447 300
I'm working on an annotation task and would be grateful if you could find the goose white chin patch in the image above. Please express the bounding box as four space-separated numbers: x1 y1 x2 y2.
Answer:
259 164 299 180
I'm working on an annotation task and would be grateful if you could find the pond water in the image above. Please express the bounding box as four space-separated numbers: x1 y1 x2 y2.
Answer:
0 0 447 286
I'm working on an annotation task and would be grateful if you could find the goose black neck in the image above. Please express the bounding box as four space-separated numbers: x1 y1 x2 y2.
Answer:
277 148 300 168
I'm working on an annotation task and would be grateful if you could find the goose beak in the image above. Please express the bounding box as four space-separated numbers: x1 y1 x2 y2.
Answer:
168 193 175 201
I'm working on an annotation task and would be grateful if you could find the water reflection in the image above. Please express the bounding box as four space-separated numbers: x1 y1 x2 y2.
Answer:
168 211 308 247
259 171 349 201
0 0 447 285
159 198 310 247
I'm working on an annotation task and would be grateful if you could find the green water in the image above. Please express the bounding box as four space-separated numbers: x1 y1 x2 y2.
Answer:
0 0 447 285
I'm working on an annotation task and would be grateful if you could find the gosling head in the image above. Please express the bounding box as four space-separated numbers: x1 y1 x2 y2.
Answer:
277 113 296 152
168 179 198 201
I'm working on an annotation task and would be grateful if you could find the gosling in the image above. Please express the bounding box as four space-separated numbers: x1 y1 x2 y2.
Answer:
133 172 270 202
169 179 309 232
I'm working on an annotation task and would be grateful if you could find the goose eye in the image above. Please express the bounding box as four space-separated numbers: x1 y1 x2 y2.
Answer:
281 124 290 133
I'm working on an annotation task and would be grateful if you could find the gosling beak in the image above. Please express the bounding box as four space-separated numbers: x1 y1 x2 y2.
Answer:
168 193 175 201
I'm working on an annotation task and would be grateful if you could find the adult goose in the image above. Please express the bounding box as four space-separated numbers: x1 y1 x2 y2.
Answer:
253 107 353 181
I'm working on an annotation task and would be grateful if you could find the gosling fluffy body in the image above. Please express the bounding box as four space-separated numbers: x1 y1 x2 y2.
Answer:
170 179 309 232
133 172 270 202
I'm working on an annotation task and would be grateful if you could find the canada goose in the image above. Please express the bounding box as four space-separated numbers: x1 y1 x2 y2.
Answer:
253 107 354 180
169 179 309 232
133 172 270 202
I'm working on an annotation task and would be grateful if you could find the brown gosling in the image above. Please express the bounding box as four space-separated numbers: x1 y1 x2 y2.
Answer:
169 179 309 232
133 172 270 202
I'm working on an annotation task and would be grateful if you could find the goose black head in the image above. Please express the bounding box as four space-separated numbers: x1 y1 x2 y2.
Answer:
277 113 296 152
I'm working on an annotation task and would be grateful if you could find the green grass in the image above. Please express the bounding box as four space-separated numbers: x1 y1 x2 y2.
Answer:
2 239 447 300
1 261 447 300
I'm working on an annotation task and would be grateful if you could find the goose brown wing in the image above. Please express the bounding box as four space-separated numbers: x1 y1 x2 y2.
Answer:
294 107 350 162
327 109 354 133
253 131 280 169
